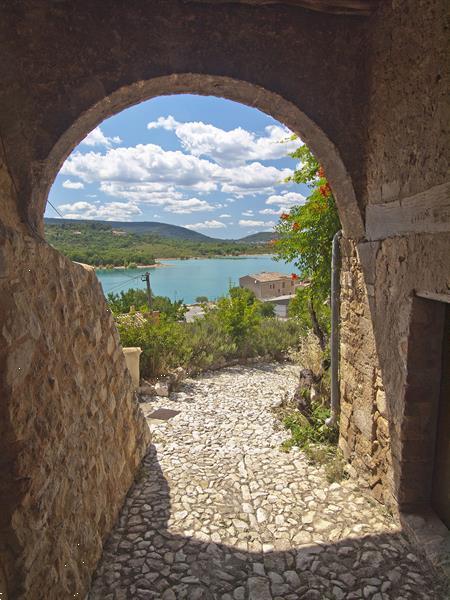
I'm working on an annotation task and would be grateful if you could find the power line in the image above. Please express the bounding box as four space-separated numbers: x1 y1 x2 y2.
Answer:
47 200 65 219
104 274 142 293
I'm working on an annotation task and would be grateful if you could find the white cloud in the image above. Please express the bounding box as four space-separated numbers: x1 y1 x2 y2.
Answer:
58 200 141 221
163 198 215 214
242 210 254 216
61 145 291 202
147 116 297 167
185 220 226 230
259 208 283 215
265 191 306 209
238 219 276 228
82 126 122 148
62 179 84 190
219 213 232 218
98 182 214 214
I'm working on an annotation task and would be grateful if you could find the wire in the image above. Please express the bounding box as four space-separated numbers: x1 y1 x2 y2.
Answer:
47 200 65 219
103 274 142 293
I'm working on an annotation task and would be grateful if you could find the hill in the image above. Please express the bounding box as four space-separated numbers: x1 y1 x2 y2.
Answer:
237 232 278 243
44 218 216 242
44 219 272 266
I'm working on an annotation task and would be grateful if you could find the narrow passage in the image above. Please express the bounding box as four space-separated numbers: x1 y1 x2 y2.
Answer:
89 364 442 599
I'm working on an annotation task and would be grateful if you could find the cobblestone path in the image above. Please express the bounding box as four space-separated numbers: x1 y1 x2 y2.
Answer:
89 364 443 599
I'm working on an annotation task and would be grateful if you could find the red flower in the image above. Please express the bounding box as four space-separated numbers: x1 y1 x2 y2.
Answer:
280 212 290 220
291 273 299 280
292 222 300 231
319 183 331 197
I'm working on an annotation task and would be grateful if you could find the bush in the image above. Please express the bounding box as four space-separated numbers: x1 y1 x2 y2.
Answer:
250 318 301 360
258 301 276 317
115 313 191 379
186 313 235 372
195 295 208 303
108 288 186 321
114 287 302 380
281 400 338 453
214 287 261 351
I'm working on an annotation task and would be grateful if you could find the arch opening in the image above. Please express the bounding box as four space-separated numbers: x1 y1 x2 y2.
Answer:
34 74 364 241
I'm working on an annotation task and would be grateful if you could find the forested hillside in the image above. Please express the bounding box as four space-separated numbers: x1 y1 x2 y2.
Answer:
45 221 271 266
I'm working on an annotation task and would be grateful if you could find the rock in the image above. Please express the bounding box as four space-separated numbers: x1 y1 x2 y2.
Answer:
155 381 170 397
248 576 271 600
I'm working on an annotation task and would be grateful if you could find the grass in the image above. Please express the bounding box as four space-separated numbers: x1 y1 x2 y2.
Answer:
275 399 347 483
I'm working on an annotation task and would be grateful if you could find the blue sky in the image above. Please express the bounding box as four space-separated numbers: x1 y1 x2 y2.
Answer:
47 95 309 239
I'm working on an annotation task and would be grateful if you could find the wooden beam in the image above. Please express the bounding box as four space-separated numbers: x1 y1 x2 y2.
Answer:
366 182 450 241
415 291 450 305
188 0 378 16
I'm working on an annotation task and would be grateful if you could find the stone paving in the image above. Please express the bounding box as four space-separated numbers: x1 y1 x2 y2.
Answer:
89 363 444 599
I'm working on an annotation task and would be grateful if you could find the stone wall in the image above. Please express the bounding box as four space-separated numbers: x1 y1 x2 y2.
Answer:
339 238 391 507
339 230 450 512
0 221 150 598
336 0 450 513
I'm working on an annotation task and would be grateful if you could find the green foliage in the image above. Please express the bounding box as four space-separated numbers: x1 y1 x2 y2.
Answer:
107 288 186 321
251 318 302 360
285 140 323 185
258 301 276 318
274 142 341 303
215 287 261 350
113 287 302 379
185 313 236 372
288 286 330 336
281 401 338 453
45 221 271 266
195 296 209 303
115 314 191 379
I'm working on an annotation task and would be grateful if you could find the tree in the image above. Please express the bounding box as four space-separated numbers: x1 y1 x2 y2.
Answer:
215 287 261 349
275 140 341 348
107 288 186 321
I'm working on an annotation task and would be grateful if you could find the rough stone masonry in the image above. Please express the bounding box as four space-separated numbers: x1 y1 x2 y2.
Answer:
0 0 448 597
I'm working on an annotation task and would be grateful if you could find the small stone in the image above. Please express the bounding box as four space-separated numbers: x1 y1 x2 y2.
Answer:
233 587 245 600
248 576 271 600
256 508 267 523
302 511 315 524
155 381 170 397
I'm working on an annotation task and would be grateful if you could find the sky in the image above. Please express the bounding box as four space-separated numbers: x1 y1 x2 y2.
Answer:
47 94 310 239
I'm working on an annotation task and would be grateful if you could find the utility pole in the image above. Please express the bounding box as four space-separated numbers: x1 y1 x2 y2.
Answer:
141 271 152 310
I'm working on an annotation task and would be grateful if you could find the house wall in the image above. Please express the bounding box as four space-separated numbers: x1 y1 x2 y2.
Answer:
239 277 295 299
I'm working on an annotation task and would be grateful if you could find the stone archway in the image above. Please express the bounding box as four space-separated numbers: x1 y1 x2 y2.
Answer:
33 74 364 240
0 1 448 597
0 70 366 600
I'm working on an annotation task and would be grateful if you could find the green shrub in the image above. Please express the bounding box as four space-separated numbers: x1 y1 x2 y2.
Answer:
251 318 301 360
195 295 209 303
185 313 235 372
115 314 191 378
114 287 302 380
108 288 186 321
281 400 338 453
258 302 276 317
214 287 261 351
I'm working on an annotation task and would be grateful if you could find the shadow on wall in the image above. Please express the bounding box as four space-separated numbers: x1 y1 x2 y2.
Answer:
88 445 445 599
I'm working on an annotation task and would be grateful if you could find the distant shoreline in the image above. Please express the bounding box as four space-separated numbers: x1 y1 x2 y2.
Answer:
94 253 274 270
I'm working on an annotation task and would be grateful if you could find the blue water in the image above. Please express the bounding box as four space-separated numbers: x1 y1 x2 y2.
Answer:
96 255 296 304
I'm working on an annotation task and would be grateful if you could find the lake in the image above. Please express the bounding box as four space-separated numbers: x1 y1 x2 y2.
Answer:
96 255 296 304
